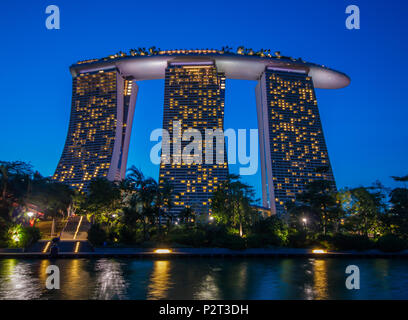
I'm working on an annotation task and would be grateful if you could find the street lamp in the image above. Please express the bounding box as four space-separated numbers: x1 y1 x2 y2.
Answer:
302 217 307 230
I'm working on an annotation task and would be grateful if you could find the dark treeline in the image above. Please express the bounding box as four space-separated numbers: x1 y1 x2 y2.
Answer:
1 160 407 252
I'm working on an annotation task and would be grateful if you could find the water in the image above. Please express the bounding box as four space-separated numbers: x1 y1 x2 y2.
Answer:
0 258 407 299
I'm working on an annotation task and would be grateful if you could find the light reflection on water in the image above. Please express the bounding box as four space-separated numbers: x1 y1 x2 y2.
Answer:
92 259 127 300
0 259 42 299
313 259 328 300
0 258 407 300
147 260 173 300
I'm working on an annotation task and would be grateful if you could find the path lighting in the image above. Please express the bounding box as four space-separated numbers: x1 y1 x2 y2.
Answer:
154 249 172 254
9 226 21 244
312 249 327 254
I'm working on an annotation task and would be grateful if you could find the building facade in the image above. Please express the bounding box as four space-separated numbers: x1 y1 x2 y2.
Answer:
256 68 336 215
53 68 138 191
159 63 228 215
54 49 349 215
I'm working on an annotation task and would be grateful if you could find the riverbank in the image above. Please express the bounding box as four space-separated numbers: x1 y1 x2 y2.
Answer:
1 246 408 259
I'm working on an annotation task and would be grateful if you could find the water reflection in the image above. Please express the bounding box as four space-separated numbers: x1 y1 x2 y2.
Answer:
0 257 407 299
194 273 221 300
312 259 328 300
92 259 127 300
38 259 51 294
0 259 42 299
57 259 91 299
147 260 173 299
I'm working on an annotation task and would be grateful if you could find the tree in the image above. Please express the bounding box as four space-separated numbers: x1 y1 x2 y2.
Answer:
157 179 174 227
121 167 174 240
84 178 121 224
27 174 74 219
388 187 408 239
253 215 289 245
211 174 257 237
340 185 386 237
179 206 196 225
0 161 33 223
0 161 33 202
289 180 342 235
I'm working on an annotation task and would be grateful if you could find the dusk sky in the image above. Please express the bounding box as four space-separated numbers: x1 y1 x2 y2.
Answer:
0 0 407 200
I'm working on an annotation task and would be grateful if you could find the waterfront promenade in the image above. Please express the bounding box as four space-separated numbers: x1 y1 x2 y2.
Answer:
0 244 407 259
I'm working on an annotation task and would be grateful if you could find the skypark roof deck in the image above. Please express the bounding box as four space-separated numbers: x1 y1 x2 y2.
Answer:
70 50 350 89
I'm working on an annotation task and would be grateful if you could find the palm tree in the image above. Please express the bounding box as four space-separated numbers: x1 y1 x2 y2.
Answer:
123 167 174 238
126 166 146 188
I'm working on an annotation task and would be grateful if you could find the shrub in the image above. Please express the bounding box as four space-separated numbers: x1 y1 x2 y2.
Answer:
247 233 284 248
377 234 407 252
87 224 107 246
117 225 143 245
204 224 229 245
0 219 8 247
331 233 375 251
168 227 206 247
312 233 336 250
255 216 289 244
7 225 41 248
212 233 246 250
24 226 41 247
287 230 308 248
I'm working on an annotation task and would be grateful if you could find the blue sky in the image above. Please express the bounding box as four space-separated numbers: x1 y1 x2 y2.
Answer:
0 0 407 200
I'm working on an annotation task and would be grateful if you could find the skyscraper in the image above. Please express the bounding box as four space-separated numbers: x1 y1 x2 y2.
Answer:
53 68 138 191
256 67 336 215
54 49 349 215
159 62 228 215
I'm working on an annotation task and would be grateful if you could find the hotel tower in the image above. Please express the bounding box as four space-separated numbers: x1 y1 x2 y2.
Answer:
159 63 228 215
53 48 349 215
256 68 335 215
53 68 138 191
